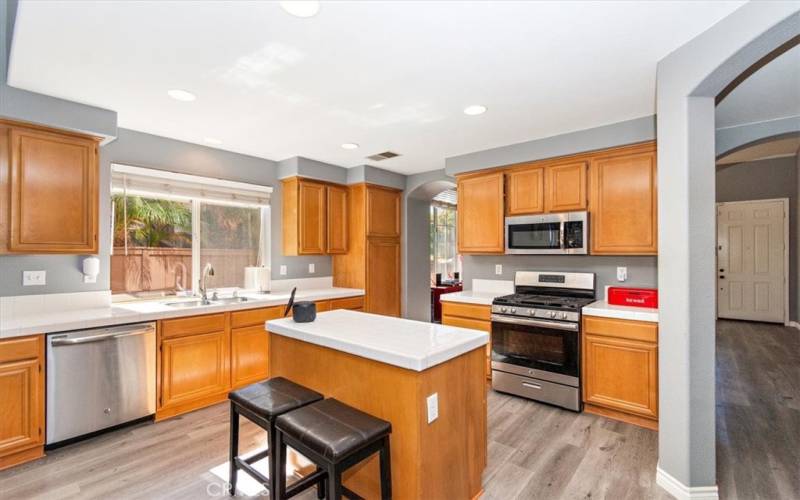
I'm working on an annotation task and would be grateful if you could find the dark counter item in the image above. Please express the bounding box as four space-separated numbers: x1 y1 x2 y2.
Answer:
293 301 316 323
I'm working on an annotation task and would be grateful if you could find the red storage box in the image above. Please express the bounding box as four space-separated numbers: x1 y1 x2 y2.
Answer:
607 287 658 308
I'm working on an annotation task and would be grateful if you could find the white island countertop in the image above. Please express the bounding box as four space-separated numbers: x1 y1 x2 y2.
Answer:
267 309 489 372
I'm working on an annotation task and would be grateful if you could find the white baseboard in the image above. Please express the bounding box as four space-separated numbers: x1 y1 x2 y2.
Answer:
656 466 719 500
787 321 800 331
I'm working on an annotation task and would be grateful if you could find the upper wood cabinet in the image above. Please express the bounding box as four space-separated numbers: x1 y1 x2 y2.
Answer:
366 185 401 239
457 171 505 254
506 166 545 215
545 161 587 212
326 184 348 254
0 121 100 254
589 146 657 255
283 177 350 255
0 335 44 470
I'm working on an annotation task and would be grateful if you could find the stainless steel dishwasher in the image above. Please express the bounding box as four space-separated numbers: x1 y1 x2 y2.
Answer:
46 322 156 445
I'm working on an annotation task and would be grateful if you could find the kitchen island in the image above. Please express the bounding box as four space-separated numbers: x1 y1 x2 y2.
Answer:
266 309 489 500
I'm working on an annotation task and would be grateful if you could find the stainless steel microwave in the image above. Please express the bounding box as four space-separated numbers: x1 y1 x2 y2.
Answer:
505 211 589 254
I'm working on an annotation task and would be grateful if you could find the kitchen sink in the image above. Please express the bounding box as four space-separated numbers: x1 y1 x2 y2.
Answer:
163 299 215 308
213 297 250 304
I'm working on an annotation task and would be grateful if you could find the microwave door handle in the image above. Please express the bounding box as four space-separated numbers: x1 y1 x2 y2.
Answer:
559 221 566 249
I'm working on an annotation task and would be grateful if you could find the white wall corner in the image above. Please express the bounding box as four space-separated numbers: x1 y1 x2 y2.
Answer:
656 465 719 500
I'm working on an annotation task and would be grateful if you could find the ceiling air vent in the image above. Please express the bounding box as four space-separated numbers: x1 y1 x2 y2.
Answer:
366 151 400 161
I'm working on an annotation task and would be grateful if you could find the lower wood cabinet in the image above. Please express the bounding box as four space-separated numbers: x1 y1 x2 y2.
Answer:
157 296 366 419
0 335 44 470
581 316 658 429
441 302 492 379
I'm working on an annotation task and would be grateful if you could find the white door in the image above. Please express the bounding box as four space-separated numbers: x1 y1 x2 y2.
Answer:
717 199 787 323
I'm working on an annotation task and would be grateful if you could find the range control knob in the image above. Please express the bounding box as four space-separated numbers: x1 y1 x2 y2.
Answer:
549 311 556 318
560 312 568 320
501 307 507 313
510 308 517 314
529 309 536 316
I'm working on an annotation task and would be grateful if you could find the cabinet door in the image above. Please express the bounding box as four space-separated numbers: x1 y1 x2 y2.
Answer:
8 128 98 253
366 238 401 316
326 184 348 254
590 150 657 254
298 180 326 255
583 334 657 419
366 186 401 239
545 161 587 212
161 330 230 408
457 171 505 254
231 325 269 389
0 358 43 456
506 167 545 215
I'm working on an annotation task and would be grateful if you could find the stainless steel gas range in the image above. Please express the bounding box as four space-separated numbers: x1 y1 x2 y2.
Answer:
490 271 596 412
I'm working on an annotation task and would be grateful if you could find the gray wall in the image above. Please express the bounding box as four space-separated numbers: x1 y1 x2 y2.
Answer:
445 115 655 175
797 150 800 323
716 155 798 321
277 156 348 184
462 255 657 296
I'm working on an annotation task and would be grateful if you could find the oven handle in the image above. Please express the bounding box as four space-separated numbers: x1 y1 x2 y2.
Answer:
491 314 579 331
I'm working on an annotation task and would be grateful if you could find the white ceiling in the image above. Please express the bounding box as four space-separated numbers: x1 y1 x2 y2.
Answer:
716 44 800 129
9 1 746 174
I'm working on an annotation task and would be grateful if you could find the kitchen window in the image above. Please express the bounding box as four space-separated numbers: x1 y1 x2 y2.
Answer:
110 164 272 298
430 191 461 282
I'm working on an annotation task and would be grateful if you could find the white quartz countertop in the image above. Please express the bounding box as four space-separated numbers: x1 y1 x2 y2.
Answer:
267 309 489 371
582 300 659 323
0 288 364 339
439 291 503 306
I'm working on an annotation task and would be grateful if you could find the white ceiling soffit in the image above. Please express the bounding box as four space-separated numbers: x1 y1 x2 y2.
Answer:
716 44 800 129
10 1 745 174
716 135 800 165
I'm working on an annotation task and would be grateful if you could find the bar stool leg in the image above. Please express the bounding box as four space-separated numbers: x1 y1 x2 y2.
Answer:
268 422 278 500
275 430 288 500
315 466 325 499
229 403 240 496
326 464 342 500
379 437 392 500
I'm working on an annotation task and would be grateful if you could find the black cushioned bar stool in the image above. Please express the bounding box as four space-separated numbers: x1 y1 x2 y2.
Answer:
274 398 392 500
228 377 323 498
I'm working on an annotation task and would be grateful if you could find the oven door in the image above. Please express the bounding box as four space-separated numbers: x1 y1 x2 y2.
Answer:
491 315 579 385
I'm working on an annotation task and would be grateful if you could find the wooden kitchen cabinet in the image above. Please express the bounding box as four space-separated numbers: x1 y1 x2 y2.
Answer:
457 171 505 254
326 184 348 254
231 325 270 389
582 315 658 429
0 120 100 254
330 295 364 311
589 145 657 254
441 302 492 379
506 166 545 215
332 183 402 316
545 161 587 212
282 177 326 255
0 335 44 470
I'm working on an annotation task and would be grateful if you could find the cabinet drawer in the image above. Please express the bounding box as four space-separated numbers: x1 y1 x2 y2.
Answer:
0 335 41 363
583 316 657 343
161 313 226 339
441 302 491 321
315 300 332 312
442 315 491 333
330 296 365 310
230 307 283 329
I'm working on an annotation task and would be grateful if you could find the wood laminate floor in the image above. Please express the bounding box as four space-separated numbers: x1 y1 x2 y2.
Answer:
1 320 796 499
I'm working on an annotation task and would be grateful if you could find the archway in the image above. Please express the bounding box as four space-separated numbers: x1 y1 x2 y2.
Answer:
655 4 799 498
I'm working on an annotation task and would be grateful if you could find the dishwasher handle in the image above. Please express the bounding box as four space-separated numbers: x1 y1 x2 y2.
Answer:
50 323 155 346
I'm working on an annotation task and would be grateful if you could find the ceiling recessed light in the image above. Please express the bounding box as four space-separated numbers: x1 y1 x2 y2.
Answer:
167 89 196 102
204 137 223 145
280 1 320 18
341 143 359 150
463 105 487 116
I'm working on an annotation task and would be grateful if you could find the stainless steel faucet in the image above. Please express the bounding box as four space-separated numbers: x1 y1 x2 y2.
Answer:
199 263 215 304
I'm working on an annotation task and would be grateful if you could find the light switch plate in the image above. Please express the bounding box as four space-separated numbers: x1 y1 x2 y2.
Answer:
426 393 439 424
23 270 46 286
279 265 287 276
495 264 503 275
616 267 628 282
308 263 315 274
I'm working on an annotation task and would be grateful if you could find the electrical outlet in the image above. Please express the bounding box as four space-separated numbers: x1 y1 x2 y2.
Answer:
426 393 439 424
495 264 503 275
308 263 315 274
23 270 46 286
616 267 628 282
279 265 287 276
